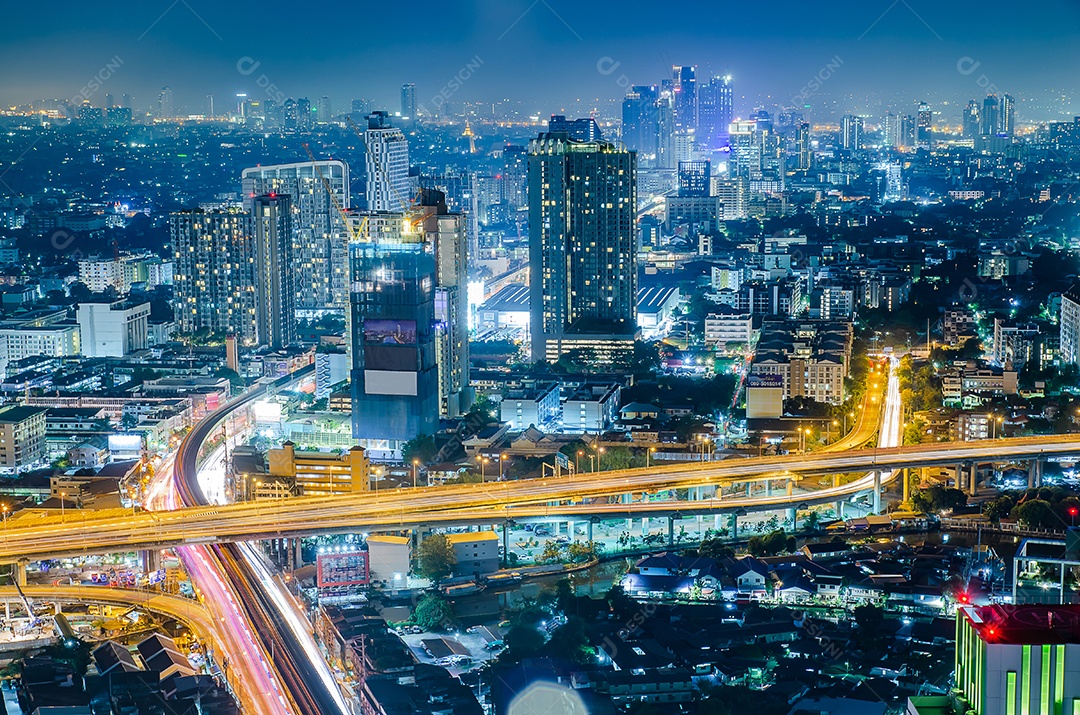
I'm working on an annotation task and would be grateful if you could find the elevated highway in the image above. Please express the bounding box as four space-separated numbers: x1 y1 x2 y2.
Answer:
1 433 1073 563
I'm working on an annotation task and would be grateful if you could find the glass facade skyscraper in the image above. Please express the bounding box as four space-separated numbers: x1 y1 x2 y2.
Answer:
528 133 638 363
349 217 439 446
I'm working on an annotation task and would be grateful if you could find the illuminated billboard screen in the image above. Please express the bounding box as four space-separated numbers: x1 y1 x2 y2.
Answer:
364 320 416 346
316 550 370 588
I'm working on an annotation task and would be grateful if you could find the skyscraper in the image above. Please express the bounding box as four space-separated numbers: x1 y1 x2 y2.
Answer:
916 102 932 148
297 98 312 130
981 95 1000 137
697 75 733 149
400 84 416 122
622 85 661 164
528 133 638 362
841 115 863 150
171 209 255 342
348 213 439 447
796 122 812 170
158 87 174 119
364 111 411 212
251 195 296 349
317 96 333 124
963 100 981 139
282 99 298 130
422 189 472 419
241 161 350 310
418 169 479 264
502 145 528 210
1000 93 1016 136
671 65 698 132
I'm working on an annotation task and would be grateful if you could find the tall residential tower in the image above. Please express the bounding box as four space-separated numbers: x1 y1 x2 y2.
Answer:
528 132 638 362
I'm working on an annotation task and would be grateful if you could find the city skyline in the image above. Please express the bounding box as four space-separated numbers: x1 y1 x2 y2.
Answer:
2 1 1080 120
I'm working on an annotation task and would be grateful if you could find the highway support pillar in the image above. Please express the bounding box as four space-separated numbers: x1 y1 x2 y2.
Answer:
872 471 882 515
642 518 649 537
954 463 964 492
902 468 910 505
786 479 794 497
786 508 797 529
835 501 844 520
1028 459 1042 489
667 517 675 547
139 550 161 574
587 520 593 543
15 562 26 588
730 513 739 538
970 464 978 497
764 479 771 497
502 522 509 561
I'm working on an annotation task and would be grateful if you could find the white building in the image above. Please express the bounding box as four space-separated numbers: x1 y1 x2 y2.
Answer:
704 313 754 352
1060 284 1080 366
0 324 80 375
364 111 411 212
78 255 142 294
365 535 411 586
77 300 151 358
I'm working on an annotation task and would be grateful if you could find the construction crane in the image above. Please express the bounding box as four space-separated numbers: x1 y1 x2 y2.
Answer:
301 143 367 242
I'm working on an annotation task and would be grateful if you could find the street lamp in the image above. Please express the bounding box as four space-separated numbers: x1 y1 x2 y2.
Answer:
60 491 67 521
576 450 583 473
597 446 605 471
499 454 507 481
477 456 489 483
412 459 420 489
647 446 656 469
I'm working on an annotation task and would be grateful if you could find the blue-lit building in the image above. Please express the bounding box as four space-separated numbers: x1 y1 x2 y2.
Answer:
349 215 439 449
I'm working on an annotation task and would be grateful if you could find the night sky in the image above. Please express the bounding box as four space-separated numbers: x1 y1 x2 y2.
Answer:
3 0 1079 120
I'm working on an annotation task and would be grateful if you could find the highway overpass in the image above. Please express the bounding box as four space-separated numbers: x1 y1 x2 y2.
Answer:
0 434 1072 563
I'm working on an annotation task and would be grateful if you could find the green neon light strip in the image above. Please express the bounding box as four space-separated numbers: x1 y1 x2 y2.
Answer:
1055 645 1064 715
1008 672 1017 715
1023 645 1031 715
1042 644 1051 715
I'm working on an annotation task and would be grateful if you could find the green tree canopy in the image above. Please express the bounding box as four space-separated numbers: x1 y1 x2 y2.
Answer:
416 533 456 582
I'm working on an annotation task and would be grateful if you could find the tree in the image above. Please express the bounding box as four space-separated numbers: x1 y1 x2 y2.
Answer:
1014 499 1057 530
545 616 592 665
412 592 454 631
911 485 967 514
537 541 565 564
697 538 734 559
416 534 456 582
505 623 545 660
402 434 438 466
984 495 1015 523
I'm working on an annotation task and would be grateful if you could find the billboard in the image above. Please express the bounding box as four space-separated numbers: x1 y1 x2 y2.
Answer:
316 550 370 588
364 319 416 346
747 374 784 389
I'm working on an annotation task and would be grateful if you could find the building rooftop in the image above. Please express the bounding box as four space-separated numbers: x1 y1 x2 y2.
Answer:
0 405 47 423
636 286 679 313
961 604 1080 645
